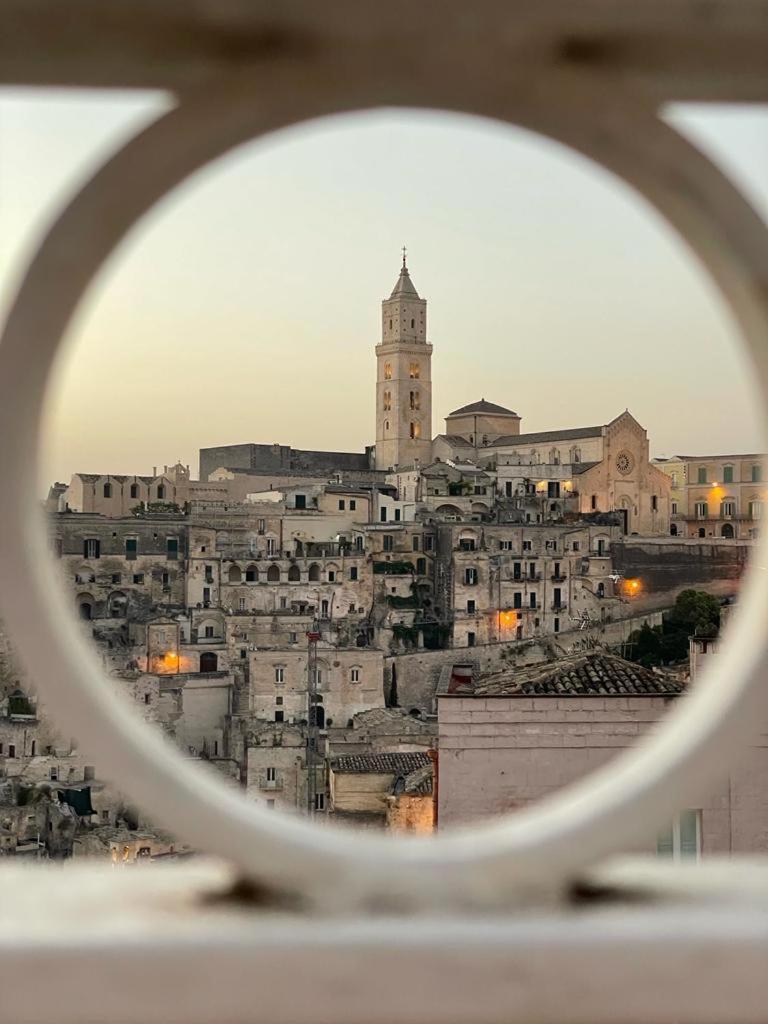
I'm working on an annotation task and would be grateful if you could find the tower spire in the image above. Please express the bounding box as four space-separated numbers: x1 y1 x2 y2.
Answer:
402 244 407 268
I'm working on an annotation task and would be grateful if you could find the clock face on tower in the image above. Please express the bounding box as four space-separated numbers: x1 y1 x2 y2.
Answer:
615 450 635 476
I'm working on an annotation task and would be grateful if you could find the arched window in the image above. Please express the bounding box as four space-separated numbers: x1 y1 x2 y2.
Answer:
77 594 94 620
200 652 218 673
107 591 127 618
103 482 112 498
409 390 420 410
267 564 280 583
383 390 392 411
288 564 300 582
409 362 420 379
384 362 392 380
156 484 165 500
245 564 258 583
130 483 139 499
410 318 415 328
409 421 421 439
228 565 242 584
308 563 321 582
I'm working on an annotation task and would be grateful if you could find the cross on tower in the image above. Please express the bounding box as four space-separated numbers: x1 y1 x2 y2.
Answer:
401 245 407 268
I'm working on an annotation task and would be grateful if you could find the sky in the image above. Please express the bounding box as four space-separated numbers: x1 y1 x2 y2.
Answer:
1 91 767 487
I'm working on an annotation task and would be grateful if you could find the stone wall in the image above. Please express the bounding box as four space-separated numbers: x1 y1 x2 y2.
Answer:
437 694 768 855
613 538 749 610
388 609 665 713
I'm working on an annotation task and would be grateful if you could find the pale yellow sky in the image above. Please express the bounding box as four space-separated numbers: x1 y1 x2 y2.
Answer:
0 92 766 486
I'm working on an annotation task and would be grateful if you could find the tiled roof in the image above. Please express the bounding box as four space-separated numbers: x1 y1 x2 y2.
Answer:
489 425 603 447
443 654 683 698
448 399 519 418
332 752 432 774
434 435 476 447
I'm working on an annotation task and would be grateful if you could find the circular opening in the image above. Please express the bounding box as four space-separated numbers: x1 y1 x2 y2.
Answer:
2 80 768 904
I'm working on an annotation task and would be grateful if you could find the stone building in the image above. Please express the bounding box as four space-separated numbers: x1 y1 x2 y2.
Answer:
437 650 768 857
328 751 435 831
653 453 766 539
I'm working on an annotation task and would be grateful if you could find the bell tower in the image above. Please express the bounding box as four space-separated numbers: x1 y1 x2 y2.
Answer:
375 251 433 471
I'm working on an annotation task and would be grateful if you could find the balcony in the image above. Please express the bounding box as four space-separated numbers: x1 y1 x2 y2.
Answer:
551 602 567 612
259 778 283 791
550 573 567 582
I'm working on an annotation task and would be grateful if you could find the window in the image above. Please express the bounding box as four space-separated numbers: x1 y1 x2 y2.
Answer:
721 500 736 518
554 617 560 633
8 744 15 758
467 599 476 613
412 536 420 551
246 565 258 583
530 593 537 609
597 582 605 598
350 668 360 683
380 507 388 523
203 587 211 606
516 626 523 640
266 767 276 782
349 567 358 581
155 484 165 500
295 494 306 510
167 537 179 560
338 499 345 511
111 573 121 584
384 362 392 380
133 572 144 584
143 693 151 705
409 362 420 379
697 467 707 484
30 740 36 756
694 501 709 518
102 482 112 498
671 501 678 515
321 599 329 617
657 810 701 860
383 535 394 552
572 541 580 552
467 632 476 647
424 535 434 551
394 508 401 521
459 538 476 551
130 483 139 499
528 562 537 578
651 495 658 512
125 537 137 560
753 464 763 482
350 500 356 511
590 495 597 511
289 632 298 644
50 767 58 781
327 570 336 583
409 421 421 439
513 592 522 609
416 557 426 575
204 625 214 639
522 540 532 552
464 567 478 586
750 500 763 520
723 465 734 483
240 647 247 659
410 390 420 410
314 794 325 811
84 538 100 560
383 390 392 411
162 571 170 590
